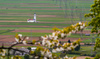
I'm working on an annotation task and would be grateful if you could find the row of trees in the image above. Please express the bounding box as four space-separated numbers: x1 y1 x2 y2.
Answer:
85 0 100 50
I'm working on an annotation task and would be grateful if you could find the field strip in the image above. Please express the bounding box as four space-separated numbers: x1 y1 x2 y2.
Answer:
0 25 52 27
38 15 57 17
11 29 53 33
0 35 89 43
0 7 89 10
0 21 69 24
72 56 93 59
0 15 57 17
11 29 92 34
0 21 76 24
0 21 26 22
20 6 60 7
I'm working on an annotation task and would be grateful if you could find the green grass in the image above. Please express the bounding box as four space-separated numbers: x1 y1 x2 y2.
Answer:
81 39 93 43
0 22 71 27
67 54 80 57
65 46 100 57
67 34 92 38
0 27 55 30
0 0 55 4
79 46 95 54
0 30 51 37
0 9 90 12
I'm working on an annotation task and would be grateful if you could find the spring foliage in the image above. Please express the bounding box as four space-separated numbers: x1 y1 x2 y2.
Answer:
85 0 100 59
0 22 86 59
84 0 100 51
84 0 100 34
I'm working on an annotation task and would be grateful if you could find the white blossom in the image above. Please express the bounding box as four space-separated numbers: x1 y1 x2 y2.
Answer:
79 22 82 25
15 38 19 42
26 37 29 40
42 40 46 45
52 32 56 37
23 40 27 45
67 47 71 50
35 56 39 59
64 55 68 59
18 34 22 37
46 40 50 44
61 33 65 38
59 47 64 51
48 53 52 57
74 44 79 48
75 27 78 31
2 53 5 56
80 26 84 29
72 30 76 33
11 57 13 59
41 35 48 40
49 35 53 39
63 43 66 46
83 23 85 27
56 43 60 46
54 36 58 40
67 32 71 36
41 51 45 55
52 49 57 53
56 48 60 52
44 57 47 59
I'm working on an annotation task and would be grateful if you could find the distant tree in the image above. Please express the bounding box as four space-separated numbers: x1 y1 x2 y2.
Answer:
85 0 100 59
85 0 100 50
94 54 100 59
84 0 100 34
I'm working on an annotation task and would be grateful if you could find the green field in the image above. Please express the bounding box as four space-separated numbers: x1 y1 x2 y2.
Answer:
0 0 99 58
0 0 93 23
0 0 93 38
0 0 94 33
0 0 95 42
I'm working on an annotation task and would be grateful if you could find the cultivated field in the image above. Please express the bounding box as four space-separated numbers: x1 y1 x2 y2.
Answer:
0 0 99 58
0 0 94 42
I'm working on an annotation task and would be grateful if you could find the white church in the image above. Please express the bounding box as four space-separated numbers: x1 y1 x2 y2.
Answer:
27 13 37 22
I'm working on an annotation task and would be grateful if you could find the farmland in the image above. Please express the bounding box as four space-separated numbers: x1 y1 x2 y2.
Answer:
0 0 95 45
0 0 99 58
